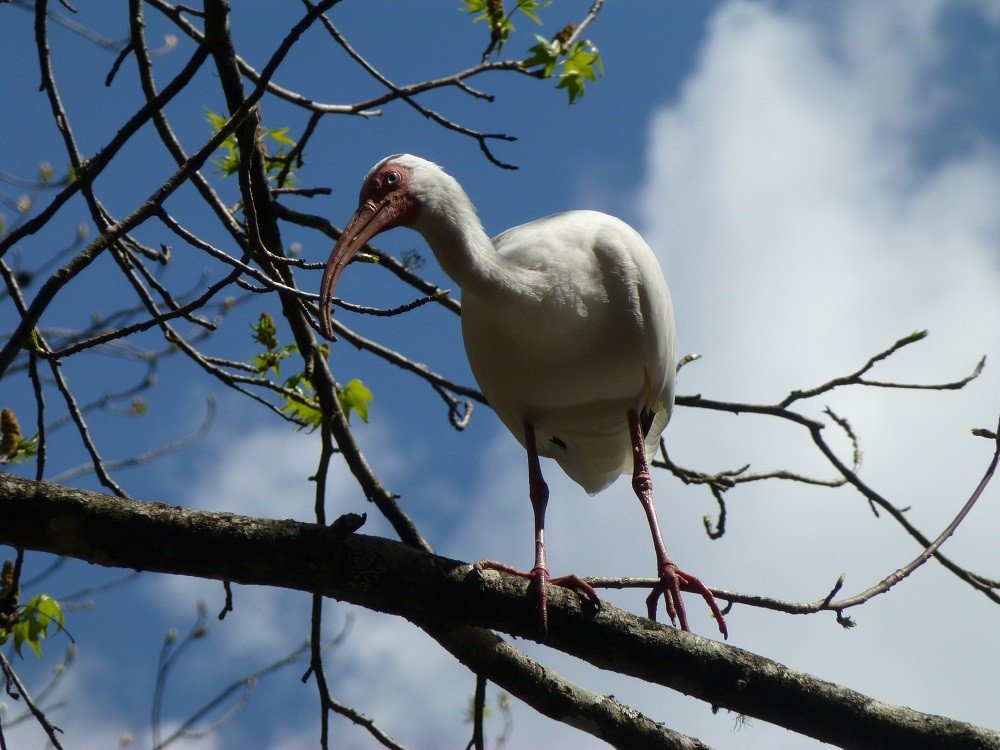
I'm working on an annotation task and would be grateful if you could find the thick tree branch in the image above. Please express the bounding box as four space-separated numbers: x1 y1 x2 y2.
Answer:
0 475 996 750
0 476 705 750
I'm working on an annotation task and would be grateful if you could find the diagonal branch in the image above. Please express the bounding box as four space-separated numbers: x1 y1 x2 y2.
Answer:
596 416 1000 623
779 330 985 408
0 475 997 750
303 0 518 169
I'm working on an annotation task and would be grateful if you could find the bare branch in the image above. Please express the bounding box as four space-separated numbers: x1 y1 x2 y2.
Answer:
1 475 996 750
304 1 519 169
565 1 607 47
147 0 379 116
0 39 210 262
780 330 986 408
0 0 343 376
0 649 65 750
50 397 216 483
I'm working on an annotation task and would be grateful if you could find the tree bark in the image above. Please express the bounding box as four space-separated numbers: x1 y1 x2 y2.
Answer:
1 474 997 750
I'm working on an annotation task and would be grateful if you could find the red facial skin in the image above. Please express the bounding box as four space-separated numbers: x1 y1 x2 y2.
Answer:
318 164 419 339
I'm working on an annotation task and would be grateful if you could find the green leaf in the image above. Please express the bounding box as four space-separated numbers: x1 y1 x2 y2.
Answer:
558 41 602 103
66 160 86 185
266 127 296 147
338 378 373 424
22 328 44 354
205 108 241 176
33 594 65 632
205 109 228 131
6 594 65 659
525 34 603 102
564 40 603 79
9 435 39 464
12 618 29 657
459 0 488 15
516 0 548 25
283 394 324 431
523 35 560 75
461 0 516 53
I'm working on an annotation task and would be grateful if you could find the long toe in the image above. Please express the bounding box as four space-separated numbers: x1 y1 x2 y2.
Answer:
676 569 728 639
548 574 602 611
667 564 728 639
645 587 662 622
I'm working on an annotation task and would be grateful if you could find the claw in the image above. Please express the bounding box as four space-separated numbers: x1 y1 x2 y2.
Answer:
474 560 602 636
647 561 728 639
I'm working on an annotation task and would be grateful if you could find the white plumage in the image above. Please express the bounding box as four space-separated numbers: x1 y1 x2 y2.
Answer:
463 210 675 494
320 154 725 637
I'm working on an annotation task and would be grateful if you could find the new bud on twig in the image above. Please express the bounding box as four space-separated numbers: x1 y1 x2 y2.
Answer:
553 23 576 47
1 408 22 459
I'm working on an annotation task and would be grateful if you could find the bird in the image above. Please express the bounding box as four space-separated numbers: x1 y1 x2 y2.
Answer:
319 154 727 638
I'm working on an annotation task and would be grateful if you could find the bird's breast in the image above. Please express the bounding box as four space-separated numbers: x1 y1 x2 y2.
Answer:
461 288 646 420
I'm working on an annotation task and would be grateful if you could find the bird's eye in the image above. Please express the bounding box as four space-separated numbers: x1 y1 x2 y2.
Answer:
385 170 400 186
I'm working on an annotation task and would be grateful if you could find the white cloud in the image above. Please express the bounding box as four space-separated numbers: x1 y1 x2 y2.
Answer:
173 420 406 522
445 1 1000 747
146 420 409 659
645 0 999 744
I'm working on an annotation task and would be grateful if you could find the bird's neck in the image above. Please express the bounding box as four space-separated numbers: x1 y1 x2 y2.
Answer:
415 188 528 301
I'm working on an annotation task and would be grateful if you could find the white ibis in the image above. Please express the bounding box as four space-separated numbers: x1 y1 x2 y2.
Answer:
320 154 726 637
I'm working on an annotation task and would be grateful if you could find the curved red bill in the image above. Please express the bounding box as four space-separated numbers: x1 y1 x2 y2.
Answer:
318 199 387 340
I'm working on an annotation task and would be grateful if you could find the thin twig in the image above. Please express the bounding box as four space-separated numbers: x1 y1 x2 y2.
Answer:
0 0 342 376
593 414 1000 618
304 0 519 169
51 397 215 483
104 41 135 86
780 331 985 407
0 649 65 749
467 674 487 750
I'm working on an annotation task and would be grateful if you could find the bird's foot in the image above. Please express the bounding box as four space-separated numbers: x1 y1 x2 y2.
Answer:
473 560 601 635
647 561 728 639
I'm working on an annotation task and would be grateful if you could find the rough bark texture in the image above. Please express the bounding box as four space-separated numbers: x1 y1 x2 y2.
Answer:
1 474 997 750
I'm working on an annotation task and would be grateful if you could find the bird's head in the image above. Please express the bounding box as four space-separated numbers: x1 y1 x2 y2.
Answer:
318 154 449 339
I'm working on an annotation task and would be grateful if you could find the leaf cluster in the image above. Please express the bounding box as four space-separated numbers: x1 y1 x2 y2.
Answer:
337 378 373 424
525 36 603 103
0 407 38 464
247 314 372 430
206 110 299 186
459 0 602 103
0 594 65 659
461 0 548 53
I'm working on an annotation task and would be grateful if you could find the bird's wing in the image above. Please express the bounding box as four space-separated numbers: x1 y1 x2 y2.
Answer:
491 211 677 472
600 214 676 455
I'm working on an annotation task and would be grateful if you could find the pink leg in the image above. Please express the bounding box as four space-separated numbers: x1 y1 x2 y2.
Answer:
627 410 728 639
475 423 600 634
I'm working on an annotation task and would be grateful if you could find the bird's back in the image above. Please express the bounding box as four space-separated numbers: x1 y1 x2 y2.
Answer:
462 211 676 494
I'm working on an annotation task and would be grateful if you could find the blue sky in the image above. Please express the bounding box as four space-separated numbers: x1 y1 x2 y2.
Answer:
2 2 999 748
